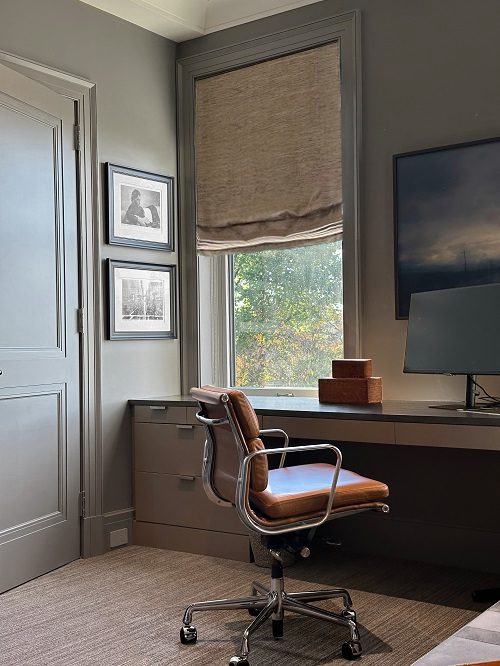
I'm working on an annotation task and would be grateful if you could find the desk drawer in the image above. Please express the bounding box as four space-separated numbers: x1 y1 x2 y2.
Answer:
135 423 205 476
262 416 395 444
395 423 500 450
135 471 246 535
134 405 187 424
186 407 200 425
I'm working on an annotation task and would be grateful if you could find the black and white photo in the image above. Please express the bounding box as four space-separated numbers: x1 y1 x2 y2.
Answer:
108 260 176 339
107 164 174 250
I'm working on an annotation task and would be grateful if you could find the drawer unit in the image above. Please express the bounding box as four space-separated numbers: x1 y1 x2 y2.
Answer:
132 402 251 562
134 522 251 562
186 407 200 425
135 423 205 476
135 471 245 534
134 404 189 424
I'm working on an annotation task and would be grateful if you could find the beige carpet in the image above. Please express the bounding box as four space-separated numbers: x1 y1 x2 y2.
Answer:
0 545 498 666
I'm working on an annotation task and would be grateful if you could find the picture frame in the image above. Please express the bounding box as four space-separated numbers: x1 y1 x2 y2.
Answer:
107 260 177 340
106 163 174 250
394 136 500 319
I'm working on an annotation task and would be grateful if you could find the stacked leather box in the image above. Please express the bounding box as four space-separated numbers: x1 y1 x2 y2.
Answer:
318 359 382 404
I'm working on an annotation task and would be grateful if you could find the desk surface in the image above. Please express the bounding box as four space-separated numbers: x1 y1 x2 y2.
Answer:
129 395 500 427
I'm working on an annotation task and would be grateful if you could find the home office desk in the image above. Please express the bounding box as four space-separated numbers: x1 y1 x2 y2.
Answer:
129 396 500 572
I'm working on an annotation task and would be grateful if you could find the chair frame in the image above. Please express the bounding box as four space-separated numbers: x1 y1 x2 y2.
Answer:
180 391 389 664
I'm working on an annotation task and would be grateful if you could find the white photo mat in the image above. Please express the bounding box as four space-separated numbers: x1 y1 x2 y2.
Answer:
108 261 176 339
107 164 174 250
113 173 168 244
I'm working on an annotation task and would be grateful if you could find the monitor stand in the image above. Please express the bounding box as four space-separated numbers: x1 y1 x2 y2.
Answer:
429 374 477 411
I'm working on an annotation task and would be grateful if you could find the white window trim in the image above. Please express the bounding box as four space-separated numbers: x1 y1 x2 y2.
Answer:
198 254 232 387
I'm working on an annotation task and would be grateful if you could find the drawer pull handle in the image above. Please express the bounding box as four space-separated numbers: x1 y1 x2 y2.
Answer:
178 475 196 482
176 424 194 430
149 406 167 411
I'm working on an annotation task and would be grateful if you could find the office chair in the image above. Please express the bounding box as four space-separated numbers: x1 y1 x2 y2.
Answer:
179 386 389 664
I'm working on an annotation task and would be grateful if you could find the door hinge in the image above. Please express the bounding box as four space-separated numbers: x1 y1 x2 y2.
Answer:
73 124 81 152
77 308 85 334
79 491 86 518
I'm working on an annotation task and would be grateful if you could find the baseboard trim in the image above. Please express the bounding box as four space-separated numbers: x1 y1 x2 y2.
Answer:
82 508 134 557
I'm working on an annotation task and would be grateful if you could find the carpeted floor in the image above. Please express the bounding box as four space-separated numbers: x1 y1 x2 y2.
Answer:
0 545 498 666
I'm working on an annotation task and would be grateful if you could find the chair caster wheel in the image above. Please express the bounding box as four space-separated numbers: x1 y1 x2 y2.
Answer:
180 625 197 644
248 607 260 616
272 619 283 638
342 640 362 660
229 657 249 666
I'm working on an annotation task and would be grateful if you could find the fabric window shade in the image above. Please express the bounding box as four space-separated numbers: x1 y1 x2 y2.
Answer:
194 42 342 255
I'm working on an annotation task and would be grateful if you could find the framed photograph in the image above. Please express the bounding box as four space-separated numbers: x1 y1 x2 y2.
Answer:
107 260 177 340
394 136 500 319
107 163 174 250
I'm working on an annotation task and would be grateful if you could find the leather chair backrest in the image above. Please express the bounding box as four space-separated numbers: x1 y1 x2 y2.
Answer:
191 386 269 504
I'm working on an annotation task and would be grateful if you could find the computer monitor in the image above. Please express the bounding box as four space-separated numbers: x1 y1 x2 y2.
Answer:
404 284 500 409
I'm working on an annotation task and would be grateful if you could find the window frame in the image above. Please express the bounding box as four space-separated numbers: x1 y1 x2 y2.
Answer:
177 10 362 394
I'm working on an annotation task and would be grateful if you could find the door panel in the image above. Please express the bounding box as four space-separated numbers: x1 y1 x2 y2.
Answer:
0 63 80 593
0 100 62 350
0 390 62 534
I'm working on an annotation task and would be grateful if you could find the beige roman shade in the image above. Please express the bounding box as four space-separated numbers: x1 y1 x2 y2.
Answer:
194 41 342 255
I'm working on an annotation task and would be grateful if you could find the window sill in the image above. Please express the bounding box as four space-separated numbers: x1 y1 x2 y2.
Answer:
235 386 319 398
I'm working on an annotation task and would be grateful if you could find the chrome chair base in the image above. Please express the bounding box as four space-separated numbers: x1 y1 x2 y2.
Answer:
180 572 362 663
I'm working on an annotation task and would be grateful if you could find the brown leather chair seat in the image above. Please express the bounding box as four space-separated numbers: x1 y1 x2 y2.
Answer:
250 463 389 520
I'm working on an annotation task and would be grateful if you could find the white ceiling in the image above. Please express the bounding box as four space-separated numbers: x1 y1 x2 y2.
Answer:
78 0 324 42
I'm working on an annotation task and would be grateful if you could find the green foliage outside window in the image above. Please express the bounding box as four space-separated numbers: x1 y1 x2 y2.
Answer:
233 241 343 388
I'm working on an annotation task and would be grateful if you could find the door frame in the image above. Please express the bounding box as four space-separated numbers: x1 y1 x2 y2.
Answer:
0 49 102 557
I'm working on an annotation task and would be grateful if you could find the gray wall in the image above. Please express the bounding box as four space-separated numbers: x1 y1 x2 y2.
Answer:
0 0 179 515
2 0 500 547
178 0 500 402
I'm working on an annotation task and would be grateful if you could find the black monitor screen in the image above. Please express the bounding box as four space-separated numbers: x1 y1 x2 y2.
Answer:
404 284 500 375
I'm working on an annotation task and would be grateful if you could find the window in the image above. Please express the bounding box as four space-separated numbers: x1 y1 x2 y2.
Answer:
177 12 361 393
231 242 343 389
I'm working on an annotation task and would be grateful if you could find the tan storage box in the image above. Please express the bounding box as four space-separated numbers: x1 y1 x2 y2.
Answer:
332 358 373 378
318 377 382 404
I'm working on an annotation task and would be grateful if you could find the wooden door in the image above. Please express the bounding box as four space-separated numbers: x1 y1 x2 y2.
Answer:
0 63 81 592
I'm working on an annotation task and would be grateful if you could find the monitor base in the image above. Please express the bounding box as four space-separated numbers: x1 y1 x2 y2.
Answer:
429 403 500 415
429 374 478 411
429 403 466 411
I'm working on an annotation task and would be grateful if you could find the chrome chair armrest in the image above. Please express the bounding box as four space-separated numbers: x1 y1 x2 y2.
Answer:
235 443 342 536
258 428 289 468
195 411 229 426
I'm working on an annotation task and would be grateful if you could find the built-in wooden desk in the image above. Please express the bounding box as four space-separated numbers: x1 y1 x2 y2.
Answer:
250 396 500 451
129 396 500 573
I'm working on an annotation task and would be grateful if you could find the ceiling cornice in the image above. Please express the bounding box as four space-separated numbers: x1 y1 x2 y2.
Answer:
78 0 324 42
204 0 326 35
79 0 207 41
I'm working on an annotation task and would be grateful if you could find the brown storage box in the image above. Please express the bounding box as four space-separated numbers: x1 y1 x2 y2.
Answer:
318 377 382 404
332 359 373 378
